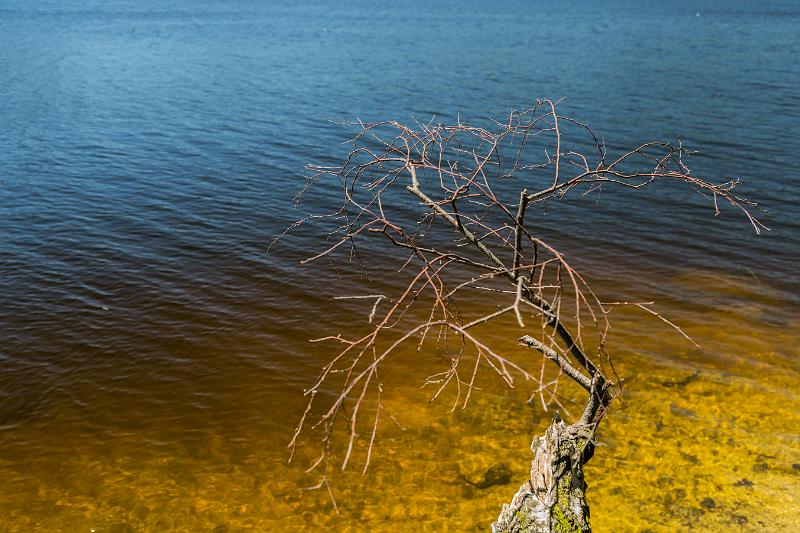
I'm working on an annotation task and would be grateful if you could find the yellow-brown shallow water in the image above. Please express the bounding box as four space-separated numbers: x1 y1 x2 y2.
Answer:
2 265 797 532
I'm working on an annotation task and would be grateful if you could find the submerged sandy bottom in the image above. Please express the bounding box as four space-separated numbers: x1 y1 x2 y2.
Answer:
1 269 798 532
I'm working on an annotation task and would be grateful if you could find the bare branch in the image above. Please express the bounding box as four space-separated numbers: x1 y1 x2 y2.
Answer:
518 335 593 392
285 100 762 503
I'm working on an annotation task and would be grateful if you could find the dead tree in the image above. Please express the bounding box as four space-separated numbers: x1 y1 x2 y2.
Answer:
284 99 762 531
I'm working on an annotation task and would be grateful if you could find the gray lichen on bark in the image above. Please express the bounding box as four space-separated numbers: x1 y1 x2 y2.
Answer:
492 420 594 532
493 335 612 533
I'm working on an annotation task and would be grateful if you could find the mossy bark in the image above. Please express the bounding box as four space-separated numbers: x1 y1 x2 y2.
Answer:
492 419 594 533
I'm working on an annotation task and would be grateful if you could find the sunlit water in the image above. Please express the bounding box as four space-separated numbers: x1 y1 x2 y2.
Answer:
1 1 798 531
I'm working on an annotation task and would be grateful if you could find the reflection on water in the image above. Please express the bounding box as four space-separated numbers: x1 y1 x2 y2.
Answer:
1 268 798 531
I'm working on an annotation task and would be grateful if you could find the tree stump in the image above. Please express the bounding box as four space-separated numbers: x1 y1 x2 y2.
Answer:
492 419 595 533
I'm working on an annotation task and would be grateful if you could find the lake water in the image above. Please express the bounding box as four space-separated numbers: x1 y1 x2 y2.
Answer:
1 1 799 531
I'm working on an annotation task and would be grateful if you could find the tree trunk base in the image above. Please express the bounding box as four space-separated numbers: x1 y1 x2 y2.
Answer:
492 419 595 533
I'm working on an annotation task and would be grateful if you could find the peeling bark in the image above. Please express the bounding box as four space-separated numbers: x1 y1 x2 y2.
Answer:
494 335 612 532
492 419 595 533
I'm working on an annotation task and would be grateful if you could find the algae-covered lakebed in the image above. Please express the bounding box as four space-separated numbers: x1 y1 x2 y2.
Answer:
279 269 800 532
1 268 797 531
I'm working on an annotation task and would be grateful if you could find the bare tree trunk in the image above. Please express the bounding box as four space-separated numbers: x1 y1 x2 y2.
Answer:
492 419 595 533
493 335 612 533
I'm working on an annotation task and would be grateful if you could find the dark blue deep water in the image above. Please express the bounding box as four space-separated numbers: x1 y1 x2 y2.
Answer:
0 0 798 530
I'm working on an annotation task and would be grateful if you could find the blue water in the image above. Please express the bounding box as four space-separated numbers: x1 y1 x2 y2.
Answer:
0 0 799 529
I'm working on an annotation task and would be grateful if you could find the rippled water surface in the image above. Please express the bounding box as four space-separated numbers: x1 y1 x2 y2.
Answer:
1 0 799 531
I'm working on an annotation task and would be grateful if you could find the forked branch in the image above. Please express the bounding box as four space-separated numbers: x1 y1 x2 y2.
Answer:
283 99 763 506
